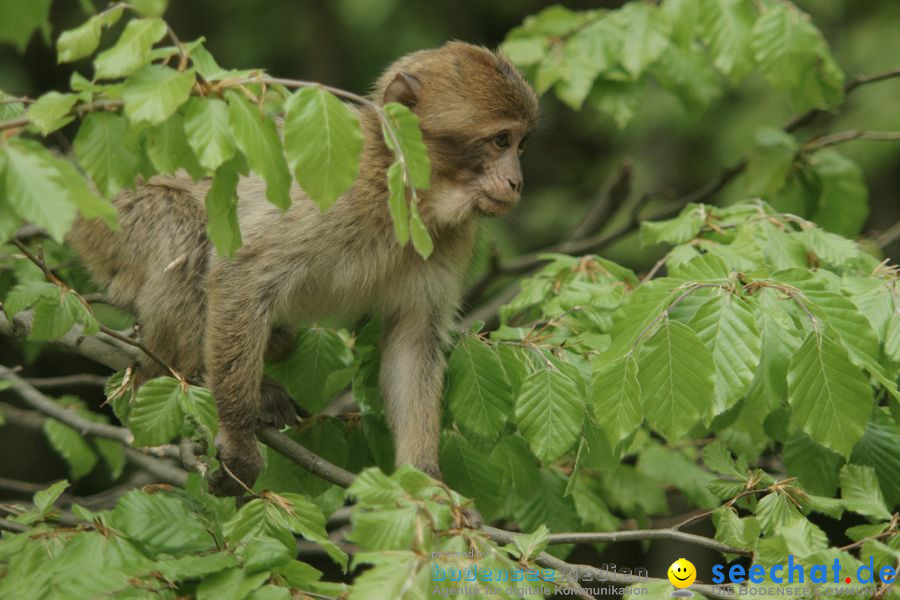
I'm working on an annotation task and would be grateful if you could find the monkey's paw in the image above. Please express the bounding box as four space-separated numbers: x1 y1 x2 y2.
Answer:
209 430 263 496
460 506 483 529
259 376 302 428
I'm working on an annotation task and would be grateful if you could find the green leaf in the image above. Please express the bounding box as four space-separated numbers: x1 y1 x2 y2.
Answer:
783 432 843 497
787 333 873 458
641 203 705 246
590 355 642 446
266 328 352 413
30 293 81 340
409 202 433 259
797 228 860 268
751 2 843 111
129 376 185 446
440 432 502 517
283 87 364 211
27 92 78 135
94 17 168 79
713 506 762 555
885 313 900 363
703 440 748 479
1 140 78 242
74 112 141 197
385 162 409 246
33 480 70 514
839 464 891 521
43 147 119 229
122 65 195 124
225 91 292 210
111 490 214 555
143 113 203 178
183 97 237 171
619 2 670 78
586 79 644 128
851 411 900 508
205 156 243 258
3 280 59 318
346 552 420 600
447 336 514 440
382 102 430 190
604 277 683 359
178 383 218 438
0 0 52 52
511 524 550 560
808 151 868 238
637 318 715 439
698 0 756 81
514 366 583 463
349 505 420 551
57 6 124 63
742 127 798 197
128 0 168 18
94 438 126 480
502 36 548 67
689 293 761 414
44 419 98 480
652 46 721 112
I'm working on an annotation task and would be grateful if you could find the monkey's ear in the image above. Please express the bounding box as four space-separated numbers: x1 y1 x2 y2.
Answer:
383 72 421 107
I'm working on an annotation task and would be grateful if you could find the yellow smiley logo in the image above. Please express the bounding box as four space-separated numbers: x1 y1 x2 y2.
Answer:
668 558 697 588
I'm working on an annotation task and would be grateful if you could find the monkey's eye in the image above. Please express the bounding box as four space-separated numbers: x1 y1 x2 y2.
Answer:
493 132 510 149
518 135 529 155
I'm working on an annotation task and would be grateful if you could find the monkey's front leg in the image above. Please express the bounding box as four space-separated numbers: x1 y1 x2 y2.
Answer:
379 312 445 479
205 279 272 496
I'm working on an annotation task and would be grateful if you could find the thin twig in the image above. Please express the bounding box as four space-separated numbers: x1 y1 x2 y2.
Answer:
802 130 900 151
26 374 108 389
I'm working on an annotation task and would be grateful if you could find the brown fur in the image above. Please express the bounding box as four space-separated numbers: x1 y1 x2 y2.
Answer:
68 41 538 494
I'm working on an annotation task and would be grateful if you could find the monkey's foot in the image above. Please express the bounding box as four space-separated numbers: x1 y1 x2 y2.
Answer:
259 376 302 428
209 430 263 496
460 506 483 529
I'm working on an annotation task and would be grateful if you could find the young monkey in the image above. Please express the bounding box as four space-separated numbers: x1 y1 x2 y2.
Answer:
69 41 539 495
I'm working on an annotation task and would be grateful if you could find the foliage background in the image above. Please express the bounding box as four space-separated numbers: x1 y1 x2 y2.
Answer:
0 0 898 597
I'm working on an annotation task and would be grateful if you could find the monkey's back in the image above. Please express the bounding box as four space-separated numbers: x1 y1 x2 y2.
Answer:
68 175 213 376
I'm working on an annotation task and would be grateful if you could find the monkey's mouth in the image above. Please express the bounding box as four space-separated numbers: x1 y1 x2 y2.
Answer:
479 194 516 215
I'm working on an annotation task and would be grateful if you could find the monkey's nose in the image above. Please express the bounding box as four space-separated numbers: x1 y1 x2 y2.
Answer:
507 178 522 193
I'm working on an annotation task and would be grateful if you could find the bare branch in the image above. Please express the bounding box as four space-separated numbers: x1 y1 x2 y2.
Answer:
0 365 133 444
482 526 738 600
784 66 900 132
0 518 27 533
26 374 108 389
545 528 750 556
1 401 186 486
0 309 138 370
875 219 900 249
802 129 900 151
257 426 355 488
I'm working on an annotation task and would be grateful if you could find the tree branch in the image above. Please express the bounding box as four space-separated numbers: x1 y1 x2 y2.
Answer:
0 365 133 444
483 526 737 600
0 309 139 370
802 129 900 151
1 401 186 486
545 528 750 556
26 374 108 389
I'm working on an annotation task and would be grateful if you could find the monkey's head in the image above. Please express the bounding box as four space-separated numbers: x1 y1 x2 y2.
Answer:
374 41 540 225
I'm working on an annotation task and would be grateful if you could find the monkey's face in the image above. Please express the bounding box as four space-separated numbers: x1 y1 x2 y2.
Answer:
376 42 540 225
472 127 530 217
